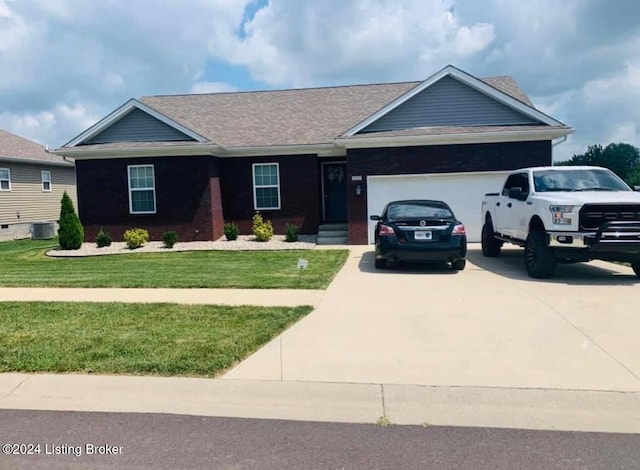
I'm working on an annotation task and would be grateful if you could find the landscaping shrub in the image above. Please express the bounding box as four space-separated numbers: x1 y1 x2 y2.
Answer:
162 230 178 248
285 223 299 242
58 191 84 250
96 229 112 248
224 222 239 241
123 228 149 249
252 212 274 242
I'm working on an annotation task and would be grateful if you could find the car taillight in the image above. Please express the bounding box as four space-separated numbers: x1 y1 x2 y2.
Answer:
379 224 395 236
452 224 466 235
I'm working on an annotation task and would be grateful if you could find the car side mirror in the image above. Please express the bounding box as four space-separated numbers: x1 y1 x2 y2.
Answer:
369 215 381 221
508 187 527 201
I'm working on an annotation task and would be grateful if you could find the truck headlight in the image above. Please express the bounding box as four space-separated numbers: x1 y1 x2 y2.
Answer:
549 205 574 225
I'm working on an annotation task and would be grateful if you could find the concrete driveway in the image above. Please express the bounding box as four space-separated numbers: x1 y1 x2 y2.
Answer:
224 244 640 393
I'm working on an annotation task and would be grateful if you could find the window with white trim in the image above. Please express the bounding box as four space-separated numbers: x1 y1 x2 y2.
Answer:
252 163 280 210
128 165 156 214
41 170 52 192
0 168 10 191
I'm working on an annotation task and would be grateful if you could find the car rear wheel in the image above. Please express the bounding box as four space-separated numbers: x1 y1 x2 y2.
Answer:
451 259 466 271
375 258 387 269
632 261 640 278
481 222 501 257
524 231 556 279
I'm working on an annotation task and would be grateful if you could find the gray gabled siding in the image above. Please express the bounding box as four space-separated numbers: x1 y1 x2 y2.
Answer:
361 76 541 133
84 108 195 144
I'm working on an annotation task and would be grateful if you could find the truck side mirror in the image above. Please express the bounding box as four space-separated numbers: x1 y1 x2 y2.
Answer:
508 187 526 201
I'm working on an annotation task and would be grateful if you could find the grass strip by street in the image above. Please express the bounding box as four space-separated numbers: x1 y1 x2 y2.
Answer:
0 239 348 289
0 302 312 377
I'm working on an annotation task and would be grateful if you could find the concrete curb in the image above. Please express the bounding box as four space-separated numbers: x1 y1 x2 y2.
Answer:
1 373 639 433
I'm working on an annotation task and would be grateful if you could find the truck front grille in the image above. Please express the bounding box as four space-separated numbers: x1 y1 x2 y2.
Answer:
579 204 640 231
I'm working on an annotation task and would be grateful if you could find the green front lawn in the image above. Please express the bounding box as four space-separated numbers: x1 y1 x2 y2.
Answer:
0 239 348 289
0 302 312 377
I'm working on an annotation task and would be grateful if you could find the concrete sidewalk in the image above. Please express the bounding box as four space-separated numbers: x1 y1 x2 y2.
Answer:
1 373 639 433
0 287 325 307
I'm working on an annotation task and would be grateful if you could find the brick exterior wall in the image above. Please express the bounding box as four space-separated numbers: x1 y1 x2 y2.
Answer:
76 155 223 242
219 154 320 235
346 140 552 244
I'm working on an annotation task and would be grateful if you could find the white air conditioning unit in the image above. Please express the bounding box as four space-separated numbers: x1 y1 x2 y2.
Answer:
32 222 56 239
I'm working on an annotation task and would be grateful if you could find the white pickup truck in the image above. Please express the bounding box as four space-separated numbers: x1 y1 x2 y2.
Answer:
481 166 640 278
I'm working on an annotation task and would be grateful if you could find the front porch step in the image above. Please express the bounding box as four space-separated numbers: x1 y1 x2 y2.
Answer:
318 223 347 231
317 223 348 245
316 236 348 245
318 230 348 238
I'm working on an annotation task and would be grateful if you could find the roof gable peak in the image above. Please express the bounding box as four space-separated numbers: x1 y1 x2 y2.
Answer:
342 65 564 136
63 99 208 148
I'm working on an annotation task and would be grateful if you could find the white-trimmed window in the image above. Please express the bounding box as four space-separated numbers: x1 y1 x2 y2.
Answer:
252 163 280 210
0 168 10 191
128 165 156 214
41 170 52 192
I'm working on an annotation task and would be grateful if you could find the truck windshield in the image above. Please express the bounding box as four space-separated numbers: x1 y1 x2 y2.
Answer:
533 169 631 192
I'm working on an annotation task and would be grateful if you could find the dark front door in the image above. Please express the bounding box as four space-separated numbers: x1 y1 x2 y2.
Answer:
323 162 347 222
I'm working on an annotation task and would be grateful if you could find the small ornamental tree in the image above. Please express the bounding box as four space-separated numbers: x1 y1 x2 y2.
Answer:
58 191 84 250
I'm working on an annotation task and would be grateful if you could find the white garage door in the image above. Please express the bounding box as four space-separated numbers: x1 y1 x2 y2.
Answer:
367 171 509 243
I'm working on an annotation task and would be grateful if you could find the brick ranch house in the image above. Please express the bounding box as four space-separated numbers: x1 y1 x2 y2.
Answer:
55 65 574 244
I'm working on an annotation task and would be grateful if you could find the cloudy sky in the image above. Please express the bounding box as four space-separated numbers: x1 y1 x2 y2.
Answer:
0 0 638 160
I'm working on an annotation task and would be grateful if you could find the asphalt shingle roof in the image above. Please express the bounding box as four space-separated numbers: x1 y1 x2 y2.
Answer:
1 128 73 166
138 76 541 149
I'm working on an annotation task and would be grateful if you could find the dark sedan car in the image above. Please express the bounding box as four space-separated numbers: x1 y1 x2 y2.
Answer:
370 199 467 270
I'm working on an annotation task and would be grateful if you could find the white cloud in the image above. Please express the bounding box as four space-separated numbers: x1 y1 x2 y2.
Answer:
209 0 496 86
0 103 100 147
190 81 238 94
0 0 252 146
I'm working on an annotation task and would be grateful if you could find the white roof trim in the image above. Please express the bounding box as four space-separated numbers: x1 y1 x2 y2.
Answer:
56 142 346 160
221 143 344 157
0 155 74 167
342 65 565 137
54 143 221 160
63 99 209 147
336 127 575 149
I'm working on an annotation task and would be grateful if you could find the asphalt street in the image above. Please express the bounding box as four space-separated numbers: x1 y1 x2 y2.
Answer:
1 410 639 470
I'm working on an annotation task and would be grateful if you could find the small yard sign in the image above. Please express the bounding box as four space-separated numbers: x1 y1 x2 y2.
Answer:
297 259 308 286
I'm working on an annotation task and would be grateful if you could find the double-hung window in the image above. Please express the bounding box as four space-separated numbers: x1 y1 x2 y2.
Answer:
128 165 156 214
41 170 52 192
252 163 280 210
0 168 10 191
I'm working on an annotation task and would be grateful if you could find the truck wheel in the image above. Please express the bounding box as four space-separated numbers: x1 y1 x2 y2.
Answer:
481 223 502 257
524 231 556 279
632 262 640 278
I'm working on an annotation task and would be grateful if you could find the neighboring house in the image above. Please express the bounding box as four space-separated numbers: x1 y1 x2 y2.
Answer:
55 65 574 244
0 129 76 241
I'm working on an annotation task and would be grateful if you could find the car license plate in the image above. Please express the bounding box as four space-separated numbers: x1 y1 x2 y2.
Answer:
414 230 432 240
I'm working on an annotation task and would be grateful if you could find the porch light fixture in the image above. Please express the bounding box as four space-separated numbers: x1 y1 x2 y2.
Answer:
355 184 362 196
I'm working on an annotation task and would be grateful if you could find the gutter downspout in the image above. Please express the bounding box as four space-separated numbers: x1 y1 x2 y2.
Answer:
552 136 568 147
551 135 568 165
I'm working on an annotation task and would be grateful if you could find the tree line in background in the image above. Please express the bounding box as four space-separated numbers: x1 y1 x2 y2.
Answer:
555 142 640 187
